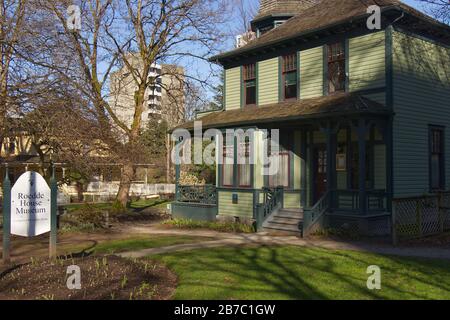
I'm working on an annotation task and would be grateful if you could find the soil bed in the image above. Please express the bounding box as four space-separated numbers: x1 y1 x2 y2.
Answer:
0 255 176 300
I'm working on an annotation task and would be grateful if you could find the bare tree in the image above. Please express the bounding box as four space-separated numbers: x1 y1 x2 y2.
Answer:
31 0 228 206
418 0 450 24
0 0 27 146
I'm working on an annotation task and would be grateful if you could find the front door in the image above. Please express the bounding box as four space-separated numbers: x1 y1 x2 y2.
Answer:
314 146 327 202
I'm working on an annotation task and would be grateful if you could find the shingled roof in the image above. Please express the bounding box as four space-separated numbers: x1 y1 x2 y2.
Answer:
212 0 450 63
173 93 392 131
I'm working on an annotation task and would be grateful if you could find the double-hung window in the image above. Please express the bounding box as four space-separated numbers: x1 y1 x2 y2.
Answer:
282 54 298 100
430 126 445 191
222 139 234 187
238 137 251 187
243 64 257 106
327 42 346 94
267 133 290 188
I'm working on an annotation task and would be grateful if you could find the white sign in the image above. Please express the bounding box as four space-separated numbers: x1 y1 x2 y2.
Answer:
11 171 51 237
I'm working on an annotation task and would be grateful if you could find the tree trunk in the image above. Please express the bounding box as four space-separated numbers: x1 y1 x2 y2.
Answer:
76 182 84 202
116 162 135 207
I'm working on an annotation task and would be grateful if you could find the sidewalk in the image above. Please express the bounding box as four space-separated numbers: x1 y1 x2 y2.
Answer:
118 225 450 260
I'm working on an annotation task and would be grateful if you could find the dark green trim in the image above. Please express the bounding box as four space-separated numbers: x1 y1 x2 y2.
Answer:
2 166 11 263
223 69 227 110
240 66 244 109
278 56 283 102
233 135 238 187
323 45 328 96
300 130 307 207
345 38 350 92
289 130 295 190
297 51 301 99
346 127 352 189
385 26 393 109
255 62 259 106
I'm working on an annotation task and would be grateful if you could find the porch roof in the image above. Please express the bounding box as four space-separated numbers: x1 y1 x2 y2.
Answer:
173 93 392 131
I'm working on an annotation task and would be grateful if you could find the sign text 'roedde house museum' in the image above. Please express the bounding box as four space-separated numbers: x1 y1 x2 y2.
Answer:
10 171 51 237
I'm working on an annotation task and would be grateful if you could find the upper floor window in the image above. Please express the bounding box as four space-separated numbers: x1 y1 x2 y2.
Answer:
243 64 257 106
430 126 445 191
282 54 298 100
327 42 346 94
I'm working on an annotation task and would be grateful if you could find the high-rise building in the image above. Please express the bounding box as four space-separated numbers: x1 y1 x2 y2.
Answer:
110 54 185 129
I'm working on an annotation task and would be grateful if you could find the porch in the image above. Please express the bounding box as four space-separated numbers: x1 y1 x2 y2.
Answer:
171 93 393 237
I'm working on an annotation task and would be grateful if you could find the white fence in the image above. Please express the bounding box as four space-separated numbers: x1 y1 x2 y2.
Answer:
59 182 175 203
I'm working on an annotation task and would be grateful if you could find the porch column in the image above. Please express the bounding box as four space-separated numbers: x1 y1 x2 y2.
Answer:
357 119 368 215
323 122 338 209
300 129 307 207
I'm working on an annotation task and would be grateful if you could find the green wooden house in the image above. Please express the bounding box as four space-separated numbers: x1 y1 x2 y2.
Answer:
171 0 450 237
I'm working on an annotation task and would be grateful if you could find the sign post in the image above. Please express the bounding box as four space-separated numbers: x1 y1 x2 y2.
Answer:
49 165 57 259
2 165 11 265
2 167 56 264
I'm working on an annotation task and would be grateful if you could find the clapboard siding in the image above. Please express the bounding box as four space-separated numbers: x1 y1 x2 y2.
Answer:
300 46 324 99
393 30 450 197
349 32 386 92
218 191 254 218
284 192 301 209
225 67 241 110
258 58 279 105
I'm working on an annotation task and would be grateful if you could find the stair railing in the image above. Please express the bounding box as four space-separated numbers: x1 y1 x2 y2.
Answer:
302 191 330 237
255 186 284 230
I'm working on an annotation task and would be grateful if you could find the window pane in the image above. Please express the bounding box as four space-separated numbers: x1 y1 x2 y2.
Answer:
284 71 297 100
238 141 251 187
268 152 289 188
223 144 234 186
327 42 346 93
246 85 256 105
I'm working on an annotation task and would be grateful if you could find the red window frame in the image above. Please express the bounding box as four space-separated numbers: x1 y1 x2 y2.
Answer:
237 139 251 188
221 143 234 187
327 42 346 94
243 64 257 106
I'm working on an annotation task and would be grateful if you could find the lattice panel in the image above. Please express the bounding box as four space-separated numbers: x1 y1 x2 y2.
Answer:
393 195 449 241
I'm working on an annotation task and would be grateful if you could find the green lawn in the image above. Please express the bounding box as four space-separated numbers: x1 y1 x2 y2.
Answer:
151 246 450 300
91 235 209 254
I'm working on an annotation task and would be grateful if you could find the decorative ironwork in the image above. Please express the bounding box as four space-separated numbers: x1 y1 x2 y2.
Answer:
176 185 217 205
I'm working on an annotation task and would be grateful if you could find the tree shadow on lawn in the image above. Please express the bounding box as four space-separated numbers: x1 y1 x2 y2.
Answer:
155 245 450 300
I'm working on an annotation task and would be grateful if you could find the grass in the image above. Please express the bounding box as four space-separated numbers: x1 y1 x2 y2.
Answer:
162 219 255 233
89 235 210 254
152 246 450 300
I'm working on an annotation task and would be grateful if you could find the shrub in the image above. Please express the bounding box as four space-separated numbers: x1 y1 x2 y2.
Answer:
162 219 255 233
71 203 108 228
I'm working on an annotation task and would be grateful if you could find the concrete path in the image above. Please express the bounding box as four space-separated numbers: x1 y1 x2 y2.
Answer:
118 225 450 260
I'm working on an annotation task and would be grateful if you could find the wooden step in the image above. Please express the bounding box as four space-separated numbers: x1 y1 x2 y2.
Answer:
262 223 301 236
274 211 304 219
270 217 302 225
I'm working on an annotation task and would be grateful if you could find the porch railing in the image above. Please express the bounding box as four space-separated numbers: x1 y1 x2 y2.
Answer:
303 191 330 237
334 189 387 213
255 187 284 230
176 184 217 205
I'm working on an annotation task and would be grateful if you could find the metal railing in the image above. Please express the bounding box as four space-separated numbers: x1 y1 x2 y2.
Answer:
176 184 217 205
255 187 284 230
303 191 330 237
